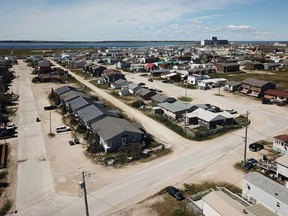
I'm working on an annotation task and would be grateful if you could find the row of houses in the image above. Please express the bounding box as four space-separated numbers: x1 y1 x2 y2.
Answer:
54 85 144 153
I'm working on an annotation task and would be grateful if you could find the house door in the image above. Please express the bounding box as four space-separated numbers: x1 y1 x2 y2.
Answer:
122 136 128 145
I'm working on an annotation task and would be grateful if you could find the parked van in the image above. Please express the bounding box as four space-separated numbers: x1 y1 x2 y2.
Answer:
56 126 71 133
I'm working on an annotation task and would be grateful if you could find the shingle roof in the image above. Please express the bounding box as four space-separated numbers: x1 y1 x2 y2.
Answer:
276 154 288 167
55 85 78 96
158 100 193 113
186 108 233 122
274 134 288 142
60 90 90 103
242 78 272 87
76 103 117 124
264 89 288 99
66 97 97 111
243 172 288 205
90 116 143 141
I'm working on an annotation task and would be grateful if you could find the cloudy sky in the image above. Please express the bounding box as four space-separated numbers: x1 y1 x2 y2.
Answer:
1 0 287 41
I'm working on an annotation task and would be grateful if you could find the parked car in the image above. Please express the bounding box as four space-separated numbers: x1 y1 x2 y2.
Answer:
243 158 257 170
162 80 169 83
44 105 57 110
262 98 273 105
166 186 184 200
225 109 237 114
6 123 16 130
56 125 71 133
249 143 264 152
148 78 153 82
0 128 15 139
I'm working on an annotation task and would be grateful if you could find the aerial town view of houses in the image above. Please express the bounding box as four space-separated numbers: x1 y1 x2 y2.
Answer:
1 1 288 216
0 36 288 216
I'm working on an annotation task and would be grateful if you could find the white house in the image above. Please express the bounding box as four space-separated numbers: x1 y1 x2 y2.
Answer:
198 78 227 89
242 172 288 216
276 154 288 182
273 134 288 154
187 74 210 85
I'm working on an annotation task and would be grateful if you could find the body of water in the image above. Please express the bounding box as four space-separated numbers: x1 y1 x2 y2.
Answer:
0 40 286 50
0 41 195 49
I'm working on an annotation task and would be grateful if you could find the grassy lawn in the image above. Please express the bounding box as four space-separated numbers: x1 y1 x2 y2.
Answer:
209 69 288 90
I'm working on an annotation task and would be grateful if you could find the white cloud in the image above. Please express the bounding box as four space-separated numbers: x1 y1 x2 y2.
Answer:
0 0 286 41
227 25 254 31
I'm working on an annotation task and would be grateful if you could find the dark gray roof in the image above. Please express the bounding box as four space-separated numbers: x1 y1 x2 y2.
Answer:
128 83 141 90
218 62 240 67
90 116 143 141
244 172 288 205
76 103 117 124
242 78 272 87
66 97 97 111
136 87 154 96
158 100 193 113
151 94 175 103
226 81 242 86
55 86 78 96
60 90 90 103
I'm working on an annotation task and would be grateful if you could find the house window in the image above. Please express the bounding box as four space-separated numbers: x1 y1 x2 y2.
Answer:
277 202 280 207
107 141 112 147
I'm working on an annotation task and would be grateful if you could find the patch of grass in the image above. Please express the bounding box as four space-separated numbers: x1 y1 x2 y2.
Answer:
89 80 109 89
209 70 288 90
140 73 148 77
184 181 241 195
0 171 8 180
149 194 193 216
5 107 17 117
178 96 192 102
0 200 12 216
48 132 55 137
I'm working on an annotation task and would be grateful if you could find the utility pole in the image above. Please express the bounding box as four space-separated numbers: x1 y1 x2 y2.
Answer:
81 171 89 216
244 111 249 164
184 103 187 132
49 112 52 134
218 72 221 95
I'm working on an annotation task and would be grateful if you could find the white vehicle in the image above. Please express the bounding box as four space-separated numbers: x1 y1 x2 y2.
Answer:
6 123 16 130
56 125 71 133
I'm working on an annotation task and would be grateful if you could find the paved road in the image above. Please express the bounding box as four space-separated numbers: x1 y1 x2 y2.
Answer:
14 60 288 216
15 61 74 216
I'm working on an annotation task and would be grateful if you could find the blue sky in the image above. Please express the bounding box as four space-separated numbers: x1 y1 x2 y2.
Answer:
1 0 287 41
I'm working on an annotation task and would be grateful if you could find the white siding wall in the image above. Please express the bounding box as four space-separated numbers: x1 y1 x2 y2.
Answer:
242 179 288 216
202 202 221 216
277 164 288 179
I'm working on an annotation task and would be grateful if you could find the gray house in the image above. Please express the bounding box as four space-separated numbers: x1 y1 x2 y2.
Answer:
136 88 157 100
157 100 194 120
110 79 131 89
90 116 144 153
54 85 79 96
75 103 118 127
185 108 234 129
224 81 242 92
65 96 102 113
239 78 276 98
59 90 90 106
128 83 141 94
150 94 176 104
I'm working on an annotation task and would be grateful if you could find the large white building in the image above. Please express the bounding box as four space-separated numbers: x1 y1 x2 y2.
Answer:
242 172 288 216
